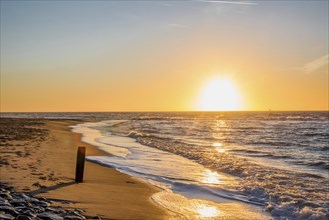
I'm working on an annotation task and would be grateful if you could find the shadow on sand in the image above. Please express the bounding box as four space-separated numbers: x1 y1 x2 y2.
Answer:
29 181 76 196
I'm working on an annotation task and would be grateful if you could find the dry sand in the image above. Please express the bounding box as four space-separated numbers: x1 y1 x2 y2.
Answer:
0 119 172 219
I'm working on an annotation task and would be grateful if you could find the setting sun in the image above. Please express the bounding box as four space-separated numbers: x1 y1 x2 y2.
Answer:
1 1 328 220
196 77 242 111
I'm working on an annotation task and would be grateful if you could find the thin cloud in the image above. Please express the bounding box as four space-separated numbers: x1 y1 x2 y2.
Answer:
198 0 258 5
302 54 329 73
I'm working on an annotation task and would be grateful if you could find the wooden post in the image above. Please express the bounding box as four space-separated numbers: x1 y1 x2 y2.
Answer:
75 146 86 183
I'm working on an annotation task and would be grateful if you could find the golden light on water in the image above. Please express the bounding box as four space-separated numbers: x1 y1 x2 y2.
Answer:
212 142 222 147
216 148 226 153
213 142 226 153
202 169 223 184
196 205 220 218
196 77 242 111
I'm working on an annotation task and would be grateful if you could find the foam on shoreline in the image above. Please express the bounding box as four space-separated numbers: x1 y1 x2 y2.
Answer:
71 121 271 219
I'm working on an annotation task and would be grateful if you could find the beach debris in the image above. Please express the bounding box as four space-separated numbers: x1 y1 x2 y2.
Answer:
0 184 95 220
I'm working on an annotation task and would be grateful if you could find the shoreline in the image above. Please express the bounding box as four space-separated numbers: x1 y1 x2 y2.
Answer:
71 120 271 220
0 118 172 219
0 118 272 219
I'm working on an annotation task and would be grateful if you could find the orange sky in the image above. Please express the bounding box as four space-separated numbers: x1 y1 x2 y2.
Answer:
1 1 328 112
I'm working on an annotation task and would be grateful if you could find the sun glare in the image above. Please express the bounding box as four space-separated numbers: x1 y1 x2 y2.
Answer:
201 169 223 185
196 205 220 218
196 77 242 111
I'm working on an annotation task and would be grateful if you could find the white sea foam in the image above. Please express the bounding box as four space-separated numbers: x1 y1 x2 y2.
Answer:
70 121 268 216
70 121 131 157
71 122 236 188
71 114 329 220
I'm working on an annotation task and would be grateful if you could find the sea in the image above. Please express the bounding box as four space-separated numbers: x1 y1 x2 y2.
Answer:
2 111 328 219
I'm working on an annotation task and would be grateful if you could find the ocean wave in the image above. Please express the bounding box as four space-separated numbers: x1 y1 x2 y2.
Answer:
71 112 329 220
133 135 329 219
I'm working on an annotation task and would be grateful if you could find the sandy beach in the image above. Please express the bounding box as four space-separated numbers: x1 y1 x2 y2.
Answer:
0 118 172 219
0 118 275 220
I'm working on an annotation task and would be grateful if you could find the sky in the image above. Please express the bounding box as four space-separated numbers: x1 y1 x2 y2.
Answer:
1 0 328 112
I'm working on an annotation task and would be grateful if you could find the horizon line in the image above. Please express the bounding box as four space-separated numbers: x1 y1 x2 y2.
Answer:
1 110 328 114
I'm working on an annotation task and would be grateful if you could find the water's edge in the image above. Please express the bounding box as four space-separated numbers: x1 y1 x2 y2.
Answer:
70 121 271 220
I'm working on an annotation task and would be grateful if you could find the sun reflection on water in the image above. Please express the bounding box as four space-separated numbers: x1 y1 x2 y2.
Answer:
202 169 223 184
212 119 228 142
213 120 226 130
213 142 226 154
196 204 220 218
212 142 222 147
216 148 226 153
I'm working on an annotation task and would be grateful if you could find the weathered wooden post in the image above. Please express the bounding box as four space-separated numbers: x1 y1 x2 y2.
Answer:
75 146 86 183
